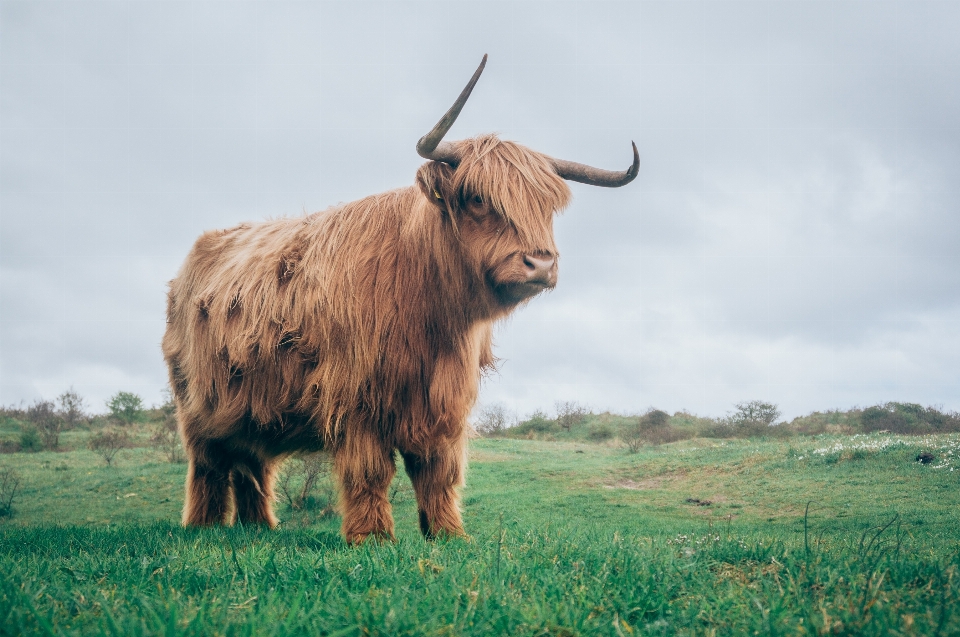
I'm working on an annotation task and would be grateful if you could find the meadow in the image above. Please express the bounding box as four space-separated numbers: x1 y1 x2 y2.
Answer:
2 414 959 636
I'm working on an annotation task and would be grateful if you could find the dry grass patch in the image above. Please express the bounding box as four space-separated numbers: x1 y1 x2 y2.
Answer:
606 477 671 490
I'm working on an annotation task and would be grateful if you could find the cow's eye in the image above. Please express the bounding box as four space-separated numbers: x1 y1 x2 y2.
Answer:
472 195 483 205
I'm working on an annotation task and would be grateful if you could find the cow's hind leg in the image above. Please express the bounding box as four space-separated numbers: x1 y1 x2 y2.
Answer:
402 436 466 540
335 431 396 544
232 455 279 528
183 440 234 526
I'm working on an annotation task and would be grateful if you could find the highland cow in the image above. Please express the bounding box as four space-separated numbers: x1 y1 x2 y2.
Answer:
162 55 638 543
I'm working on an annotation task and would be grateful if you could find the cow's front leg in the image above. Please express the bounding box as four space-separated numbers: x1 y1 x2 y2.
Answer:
401 437 467 540
335 431 397 544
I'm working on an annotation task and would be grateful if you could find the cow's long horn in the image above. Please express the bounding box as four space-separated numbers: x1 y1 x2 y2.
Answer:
550 141 640 187
416 54 487 166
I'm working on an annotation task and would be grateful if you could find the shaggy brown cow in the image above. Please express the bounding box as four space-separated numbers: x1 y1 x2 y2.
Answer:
162 55 638 543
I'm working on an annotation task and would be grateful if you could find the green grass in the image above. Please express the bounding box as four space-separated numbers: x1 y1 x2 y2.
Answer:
2 434 960 635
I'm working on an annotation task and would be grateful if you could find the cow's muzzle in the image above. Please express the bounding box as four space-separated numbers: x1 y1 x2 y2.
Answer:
522 253 557 289
492 252 558 305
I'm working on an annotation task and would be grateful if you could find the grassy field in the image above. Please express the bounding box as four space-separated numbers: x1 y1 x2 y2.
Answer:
2 432 959 635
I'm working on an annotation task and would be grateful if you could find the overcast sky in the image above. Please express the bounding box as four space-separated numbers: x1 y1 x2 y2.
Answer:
2 1 958 420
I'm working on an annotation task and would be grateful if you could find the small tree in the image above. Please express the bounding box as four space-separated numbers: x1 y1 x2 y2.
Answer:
624 425 645 453
88 429 130 466
27 399 63 450
732 401 781 427
57 388 86 429
107 391 144 425
151 392 184 463
555 401 588 432
277 453 334 514
0 467 22 517
711 400 783 438
474 403 510 436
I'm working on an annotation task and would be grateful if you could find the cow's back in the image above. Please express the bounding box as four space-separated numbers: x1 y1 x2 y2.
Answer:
163 213 332 438
162 191 423 446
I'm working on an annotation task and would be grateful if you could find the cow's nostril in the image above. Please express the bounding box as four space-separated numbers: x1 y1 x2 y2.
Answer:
522 254 557 284
524 254 555 269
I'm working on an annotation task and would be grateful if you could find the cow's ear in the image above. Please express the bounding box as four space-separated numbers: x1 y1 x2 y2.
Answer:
416 162 457 212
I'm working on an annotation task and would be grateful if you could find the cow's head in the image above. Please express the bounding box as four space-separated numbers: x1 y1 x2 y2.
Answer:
415 55 639 310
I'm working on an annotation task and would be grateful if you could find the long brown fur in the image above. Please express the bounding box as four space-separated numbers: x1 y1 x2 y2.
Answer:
163 135 571 542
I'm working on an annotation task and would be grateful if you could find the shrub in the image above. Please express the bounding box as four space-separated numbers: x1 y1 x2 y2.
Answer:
920 405 960 433
624 423 645 454
514 410 556 435
587 423 614 441
57 388 87 430
0 467 22 517
860 404 906 433
555 401 588 432
784 410 856 436
857 402 960 435
670 411 718 437
277 453 335 515
27 399 63 450
19 427 43 453
88 429 130 466
151 394 184 463
474 403 510 437
0 403 26 431
625 409 686 451
107 391 144 425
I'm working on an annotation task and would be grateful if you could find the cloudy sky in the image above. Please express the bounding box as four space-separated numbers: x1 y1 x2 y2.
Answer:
1 1 958 420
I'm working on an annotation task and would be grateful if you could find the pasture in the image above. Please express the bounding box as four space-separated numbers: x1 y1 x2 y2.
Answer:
2 431 959 635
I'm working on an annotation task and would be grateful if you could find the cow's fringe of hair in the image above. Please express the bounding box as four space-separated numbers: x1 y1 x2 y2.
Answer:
453 135 571 247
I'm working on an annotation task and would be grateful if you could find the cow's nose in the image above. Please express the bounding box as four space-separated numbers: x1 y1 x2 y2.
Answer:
522 254 557 286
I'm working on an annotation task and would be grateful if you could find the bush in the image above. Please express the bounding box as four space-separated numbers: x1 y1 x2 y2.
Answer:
670 411 718 437
88 429 130 465
19 427 43 453
151 394 184 463
708 401 784 439
860 404 907 433
555 401 588 432
57 388 87 430
513 410 556 435
27 399 63 450
587 423 614 441
784 410 855 436
624 409 686 451
0 403 26 433
277 453 335 515
857 402 960 435
0 467 22 517
107 391 144 425
624 423 646 453
474 403 511 437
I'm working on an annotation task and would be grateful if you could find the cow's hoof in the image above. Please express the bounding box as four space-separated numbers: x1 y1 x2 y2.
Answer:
346 530 395 546
425 529 469 542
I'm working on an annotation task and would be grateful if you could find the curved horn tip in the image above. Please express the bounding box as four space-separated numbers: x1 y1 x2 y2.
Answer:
628 141 640 177
549 140 640 187
415 54 490 163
